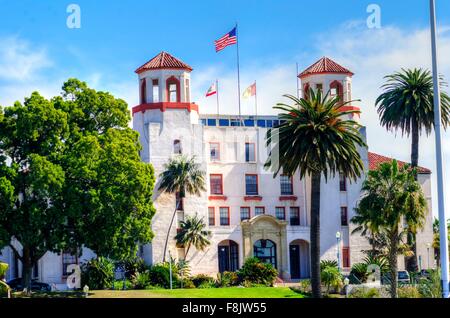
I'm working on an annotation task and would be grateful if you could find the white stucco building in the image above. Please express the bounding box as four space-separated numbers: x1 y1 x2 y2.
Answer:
0 52 434 285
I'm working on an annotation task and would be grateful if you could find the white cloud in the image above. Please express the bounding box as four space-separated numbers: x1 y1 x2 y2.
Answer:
0 36 52 81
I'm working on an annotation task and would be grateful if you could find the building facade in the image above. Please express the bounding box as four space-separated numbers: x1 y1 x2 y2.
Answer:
0 52 435 285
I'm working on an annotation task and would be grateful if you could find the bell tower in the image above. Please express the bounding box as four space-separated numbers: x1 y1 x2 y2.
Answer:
298 57 360 121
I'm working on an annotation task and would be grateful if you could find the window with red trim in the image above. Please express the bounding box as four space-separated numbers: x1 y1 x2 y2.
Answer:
210 174 223 195
152 79 159 103
166 76 180 102
290 207 300 225
341 207 348 226
140 78 147 104
240 207 251 221
280 175 293 195
275 207 286 220
245 174 258 195
219 207 230 226
255 207 265 216
208 207 215 226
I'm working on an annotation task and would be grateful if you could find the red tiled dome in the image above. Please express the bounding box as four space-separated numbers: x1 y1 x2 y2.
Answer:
299 57 353 79
135 51 193 74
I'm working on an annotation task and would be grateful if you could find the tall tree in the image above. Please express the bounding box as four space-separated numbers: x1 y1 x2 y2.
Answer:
175 214 211 259
376 68 450 271
265 90 365 298
0 79 156 291
158 156 206 262
352 160 427 298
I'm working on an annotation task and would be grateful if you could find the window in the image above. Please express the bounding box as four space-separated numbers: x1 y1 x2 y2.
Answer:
342 247 350 268
275 207 286 220
140 78 147 104
339 174 347 191
176 192 183 211
255 207 265 216
280 175 293 195
173 139 182 154
185 79 190 102
210 143 220 161
290 207 300 226
210 174 223 195
240 207 251 221
245 174 258 195
303 83 310 99
207 118 217 126
166 77 180 102
330 80 344 104
245 143 256 162
62 251 78 276
208 207 215 226
152 79 159 103
220 207 230 226
341 207 348 226
316 83 323 92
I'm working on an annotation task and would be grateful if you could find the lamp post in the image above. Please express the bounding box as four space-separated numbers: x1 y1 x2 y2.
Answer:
429 0 450 298
427 243 431 269
336 231 341 272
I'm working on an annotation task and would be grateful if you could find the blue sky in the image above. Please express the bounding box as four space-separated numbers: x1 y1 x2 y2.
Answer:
1 0 450 217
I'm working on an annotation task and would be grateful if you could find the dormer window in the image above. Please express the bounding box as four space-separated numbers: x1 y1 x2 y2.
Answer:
166 76 180 102
174 139 182 154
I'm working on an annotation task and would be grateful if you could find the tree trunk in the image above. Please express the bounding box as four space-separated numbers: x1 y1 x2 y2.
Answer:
22 246 33 295
405 118 419 272
388 231 398 298
310 172 322 298
162 194 183 262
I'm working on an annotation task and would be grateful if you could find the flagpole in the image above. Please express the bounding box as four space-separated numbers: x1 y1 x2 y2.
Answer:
254 80 258 127
216 79 220 118
430 0 449 298
296 63 300 99
235 22 242 124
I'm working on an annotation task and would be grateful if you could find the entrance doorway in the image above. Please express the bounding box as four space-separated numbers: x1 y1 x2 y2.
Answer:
289 240 310 279
218 240 239 272
253 239 277 268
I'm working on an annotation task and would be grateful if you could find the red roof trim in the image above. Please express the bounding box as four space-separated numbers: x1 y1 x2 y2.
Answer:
368 152 431 174
132 102 199 115
135 51 193 74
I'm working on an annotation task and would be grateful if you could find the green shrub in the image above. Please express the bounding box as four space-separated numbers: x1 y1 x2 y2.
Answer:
350 263 368 283
418 269 442 298
192 274 215 288
237 257 278 287
216 271 239 287
0 281 10 298
0 262 8 280
179 278 195 289
131 271 152 289
113 279 133 290
149 263 179 289
320 266 343 294
198 280 216 289
348 287 380 298
121 257 148 279
320 260 338 269
81 257 115 290
398 286 421 298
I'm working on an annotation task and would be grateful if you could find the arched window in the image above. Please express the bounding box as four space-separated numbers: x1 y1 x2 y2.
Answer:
330 80 344 105
140 78 147 104
303 83 310 100
173 139 182 154
166 76 180 103
254 239 277 268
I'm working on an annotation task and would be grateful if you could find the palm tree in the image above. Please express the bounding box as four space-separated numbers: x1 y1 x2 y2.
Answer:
175 214 211 259
265 89 365 298
158 156 206 262
376 68 450 271
352 160 427 298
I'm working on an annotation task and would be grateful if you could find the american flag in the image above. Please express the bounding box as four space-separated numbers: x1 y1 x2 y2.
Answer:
215 27 237 52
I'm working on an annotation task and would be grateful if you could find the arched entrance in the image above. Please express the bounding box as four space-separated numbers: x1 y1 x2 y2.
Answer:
218 240 239 273
253 239 277 269
289 239 310 279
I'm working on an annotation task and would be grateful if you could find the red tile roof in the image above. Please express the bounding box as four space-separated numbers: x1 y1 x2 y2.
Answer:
298 57 354 78
368 152 431 174
135 51 193 74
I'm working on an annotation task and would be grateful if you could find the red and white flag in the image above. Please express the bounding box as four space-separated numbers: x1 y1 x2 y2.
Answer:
205 82 217 97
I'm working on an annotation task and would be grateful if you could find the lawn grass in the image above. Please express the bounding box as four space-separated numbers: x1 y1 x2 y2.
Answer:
87 287 306 298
